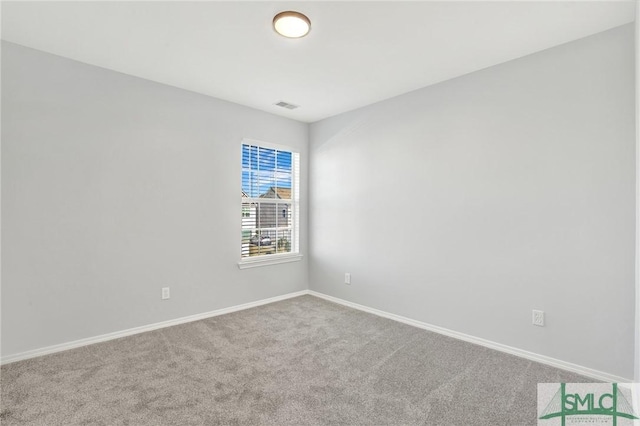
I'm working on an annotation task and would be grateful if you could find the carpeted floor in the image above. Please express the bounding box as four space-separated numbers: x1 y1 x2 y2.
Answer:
1 295 590 425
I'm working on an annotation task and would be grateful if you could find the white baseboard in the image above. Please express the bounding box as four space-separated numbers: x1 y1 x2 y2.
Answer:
308 290 633 383
3 288 632 383
1 290 309 365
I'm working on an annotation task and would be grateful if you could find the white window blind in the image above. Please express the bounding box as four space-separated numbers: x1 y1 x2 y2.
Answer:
241 142 300 261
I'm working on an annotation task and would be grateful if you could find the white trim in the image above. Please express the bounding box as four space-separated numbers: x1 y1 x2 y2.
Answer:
292 151 300 254
308 290 633 383
635 0 640 384
237 254 303 269
3 288 632 383
1 290 308 365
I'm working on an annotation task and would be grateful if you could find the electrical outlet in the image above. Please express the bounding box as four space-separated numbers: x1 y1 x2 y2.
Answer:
532 310 544 327
344 273 351 285
162 287 170 300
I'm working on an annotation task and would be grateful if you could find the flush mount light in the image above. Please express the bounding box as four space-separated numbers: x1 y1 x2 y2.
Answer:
273 11 311 38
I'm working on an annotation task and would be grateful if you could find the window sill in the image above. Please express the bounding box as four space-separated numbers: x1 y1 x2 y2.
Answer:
237 254 303 269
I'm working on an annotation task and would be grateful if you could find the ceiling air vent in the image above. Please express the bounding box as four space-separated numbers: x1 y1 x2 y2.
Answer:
275 101 299 110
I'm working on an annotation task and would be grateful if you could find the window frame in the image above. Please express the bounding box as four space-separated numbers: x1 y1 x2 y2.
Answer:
237 138 302 269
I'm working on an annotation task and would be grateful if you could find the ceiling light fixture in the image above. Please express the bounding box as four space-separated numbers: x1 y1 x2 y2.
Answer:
273 11 311 38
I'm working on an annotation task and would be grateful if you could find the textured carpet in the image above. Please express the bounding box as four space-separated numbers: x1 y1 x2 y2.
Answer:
1 295 590 425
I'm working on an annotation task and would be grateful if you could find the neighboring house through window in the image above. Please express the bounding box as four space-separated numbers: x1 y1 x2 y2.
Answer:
240 141 300 265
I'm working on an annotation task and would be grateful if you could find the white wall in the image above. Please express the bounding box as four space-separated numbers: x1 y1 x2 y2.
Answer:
635 2 639 384
309 24 636 379
1 42 309 357
2 24 636 379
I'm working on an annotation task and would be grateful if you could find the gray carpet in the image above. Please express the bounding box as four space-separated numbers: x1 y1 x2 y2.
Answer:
1 295 590 425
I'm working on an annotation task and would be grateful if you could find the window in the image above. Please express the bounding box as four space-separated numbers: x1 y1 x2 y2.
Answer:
239 140 300 268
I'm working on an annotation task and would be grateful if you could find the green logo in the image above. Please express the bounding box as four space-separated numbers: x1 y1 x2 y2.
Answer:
538 383 639 425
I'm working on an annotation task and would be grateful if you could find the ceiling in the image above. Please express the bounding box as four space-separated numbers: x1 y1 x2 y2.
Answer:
1 1 636 123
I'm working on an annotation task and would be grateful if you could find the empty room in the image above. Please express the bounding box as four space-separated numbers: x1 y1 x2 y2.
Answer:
1 1 639 425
